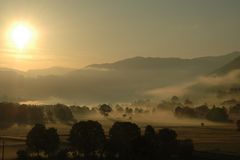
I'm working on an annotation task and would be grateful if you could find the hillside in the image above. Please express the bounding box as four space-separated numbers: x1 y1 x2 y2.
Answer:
213 56 240 75
0 51 240 103
87 51 240 72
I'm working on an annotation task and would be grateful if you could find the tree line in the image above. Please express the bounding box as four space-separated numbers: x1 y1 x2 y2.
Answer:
18 121 194 160
174 104 240 123
0 102 152 129
0 102 77 128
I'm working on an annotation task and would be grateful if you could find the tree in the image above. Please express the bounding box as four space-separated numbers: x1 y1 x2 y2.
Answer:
144 125 156 139
26 124 60 158
158 128 178 158
195 105 210 118
229 104 240 114
45 128 60 157
17 150 29 160
174 106 195 118
116 105 124 113
206 107 229 122
184 99 193 106
99 104 112 116
108 122 141 159
53 104 75 123
28 107 45 125
171 96 180 103
26 124 46 156
56 149 70 160
237 120 240 131
125 107 133 114
141 125 157 160
158 128 177 143
69 120 105 158
177 139 194 160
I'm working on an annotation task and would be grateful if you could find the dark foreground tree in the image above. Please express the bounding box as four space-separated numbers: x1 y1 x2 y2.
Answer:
134 125 157 160
23 120 194 160
26 124 46 156
144 125 156 139
177 139 194 160
45 128 60 157
108 121 141 160
26 124 60 158
158 128 178 159
69 120 105 158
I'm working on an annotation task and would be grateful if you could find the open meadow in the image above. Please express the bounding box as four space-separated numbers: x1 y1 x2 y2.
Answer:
1 121 240 160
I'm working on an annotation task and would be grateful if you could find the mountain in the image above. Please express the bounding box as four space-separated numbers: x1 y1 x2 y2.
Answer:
0 51 240 103
213 56 240 75
87 51 240 72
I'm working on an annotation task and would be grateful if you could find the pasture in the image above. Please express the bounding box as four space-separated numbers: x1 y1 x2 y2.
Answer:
0 122 240 159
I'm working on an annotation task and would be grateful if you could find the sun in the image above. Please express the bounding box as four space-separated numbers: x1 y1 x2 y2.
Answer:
10 23 34 50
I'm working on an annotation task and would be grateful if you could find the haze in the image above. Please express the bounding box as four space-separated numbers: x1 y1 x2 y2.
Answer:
0 0 240 70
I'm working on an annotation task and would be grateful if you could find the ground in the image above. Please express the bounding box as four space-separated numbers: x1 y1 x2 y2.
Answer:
0 120 240 159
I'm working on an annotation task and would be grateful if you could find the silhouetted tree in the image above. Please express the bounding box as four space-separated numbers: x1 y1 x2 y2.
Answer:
134 108 143 114
116 106 124 112
177 139 194 160
144 125 156 139
99 104 112 116
69 120 105 158
28 107 45 124
45 128 60 157
158 128 178 159
53 104 75 123
26 124 46 156
20 120 194 160
108 121 141 160
140 125 157 160
195 105 210 118
26 124 60 158
125 107 133 114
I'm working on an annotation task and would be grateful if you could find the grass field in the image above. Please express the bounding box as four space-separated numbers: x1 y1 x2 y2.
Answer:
0 118 240 159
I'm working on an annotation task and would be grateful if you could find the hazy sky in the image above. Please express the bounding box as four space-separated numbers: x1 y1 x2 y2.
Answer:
0 0 240 70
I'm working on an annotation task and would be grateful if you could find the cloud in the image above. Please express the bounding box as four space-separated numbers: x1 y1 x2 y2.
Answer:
145 69 240 103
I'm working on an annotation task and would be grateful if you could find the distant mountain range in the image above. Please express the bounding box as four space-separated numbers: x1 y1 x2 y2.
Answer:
0 51 240 103
88 51 240 72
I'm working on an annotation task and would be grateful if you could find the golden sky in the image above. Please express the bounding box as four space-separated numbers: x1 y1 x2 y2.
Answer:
0 0 240 70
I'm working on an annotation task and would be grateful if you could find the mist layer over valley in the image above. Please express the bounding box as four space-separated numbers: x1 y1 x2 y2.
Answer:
1 51 240 105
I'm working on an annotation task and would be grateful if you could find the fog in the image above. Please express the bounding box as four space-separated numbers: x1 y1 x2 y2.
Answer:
146 69 240 105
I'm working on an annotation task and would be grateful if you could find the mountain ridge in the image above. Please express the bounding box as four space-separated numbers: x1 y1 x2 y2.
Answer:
87 51 240 71
0 51 240 103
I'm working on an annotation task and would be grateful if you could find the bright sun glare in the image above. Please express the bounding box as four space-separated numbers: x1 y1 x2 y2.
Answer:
10 23 33 50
